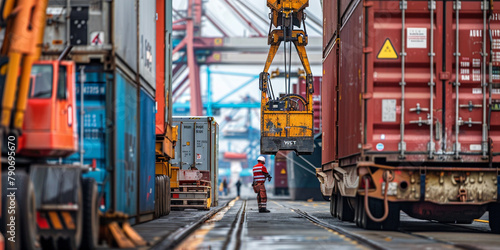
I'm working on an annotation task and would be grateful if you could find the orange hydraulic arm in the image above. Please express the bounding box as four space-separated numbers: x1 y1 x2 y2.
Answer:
0 0 48 133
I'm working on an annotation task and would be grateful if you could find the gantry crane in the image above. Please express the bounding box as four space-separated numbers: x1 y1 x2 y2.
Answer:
260 0 314 155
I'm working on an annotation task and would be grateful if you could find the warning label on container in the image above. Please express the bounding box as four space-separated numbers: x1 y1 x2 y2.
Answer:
382 99 397 122
407 28 427 48
377 39 398 59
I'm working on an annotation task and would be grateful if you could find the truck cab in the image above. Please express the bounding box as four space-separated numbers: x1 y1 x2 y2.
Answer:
19 60 78 157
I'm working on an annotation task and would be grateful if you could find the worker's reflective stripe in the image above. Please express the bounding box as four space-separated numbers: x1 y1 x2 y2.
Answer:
253 163 268 182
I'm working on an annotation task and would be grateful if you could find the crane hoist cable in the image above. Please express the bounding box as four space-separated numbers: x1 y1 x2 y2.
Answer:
259 0 315 155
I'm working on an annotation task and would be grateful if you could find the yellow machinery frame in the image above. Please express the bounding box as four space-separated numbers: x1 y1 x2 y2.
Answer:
260 0 314 155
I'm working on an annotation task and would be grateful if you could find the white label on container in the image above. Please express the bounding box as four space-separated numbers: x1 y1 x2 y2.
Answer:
407 28 427 48
382 99 397 122
470 144 482 151
473 88 482 94
90 32 105 46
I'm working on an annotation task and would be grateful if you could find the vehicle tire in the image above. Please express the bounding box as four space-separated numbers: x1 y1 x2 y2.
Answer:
165 176 171 215
329 188 337 217
80 178 99 250
58 184 83 249
382 202 400 231
1 173 21 250
360 197 381 230
154 176 159 218
360 197 400 230
490 202 500 234
337 194 354 222
354 195 362 227
160 176 165 216
158 176 163 216
14 172 38 250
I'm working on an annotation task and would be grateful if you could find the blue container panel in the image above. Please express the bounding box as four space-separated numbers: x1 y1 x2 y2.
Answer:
139 89 155 214
115 70 138 217
66 66 111 211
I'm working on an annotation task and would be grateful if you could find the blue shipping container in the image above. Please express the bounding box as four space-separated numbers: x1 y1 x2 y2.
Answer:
114 70 138 219
139 89 155 214
66 65 112 212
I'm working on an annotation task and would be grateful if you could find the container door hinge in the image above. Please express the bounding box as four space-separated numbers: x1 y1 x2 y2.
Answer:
398 142 407 151
363 47 373 53
428 1 436 10
481 1 490 10
362 93 373 100
363 2 374 7
400 1 407 10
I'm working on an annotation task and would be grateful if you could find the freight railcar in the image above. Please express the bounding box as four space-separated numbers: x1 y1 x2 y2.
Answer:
317 0 500 232
1 1 173 248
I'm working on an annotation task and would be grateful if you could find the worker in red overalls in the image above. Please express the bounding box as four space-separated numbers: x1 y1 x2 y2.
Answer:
253 156 272 213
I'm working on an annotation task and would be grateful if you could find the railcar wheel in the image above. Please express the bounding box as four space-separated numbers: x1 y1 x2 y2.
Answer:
359 197 399 230
329 189 337 217
490 203 500 234
337 194 354 222
354 195 362 227
154 177 159 218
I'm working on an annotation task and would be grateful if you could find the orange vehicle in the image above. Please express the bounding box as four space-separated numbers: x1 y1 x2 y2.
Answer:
0 0 99 249
20 61 78 157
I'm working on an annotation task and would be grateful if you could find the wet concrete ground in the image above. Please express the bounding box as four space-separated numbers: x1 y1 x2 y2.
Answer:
132 196 500 250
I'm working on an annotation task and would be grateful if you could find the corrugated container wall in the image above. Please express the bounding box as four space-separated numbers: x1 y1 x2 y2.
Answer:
44 0 156 95
298 77 322 135
322 0 500 165
139 90 156 214
156 0 174 135
323 0 338 52
321 41 338 166
274 152 289 195
47 0 159 223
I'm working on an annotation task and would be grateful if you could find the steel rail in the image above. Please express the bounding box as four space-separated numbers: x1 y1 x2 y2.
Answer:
290 208 388 250
151 198 237 250
287 203 482 250
223 200 247 250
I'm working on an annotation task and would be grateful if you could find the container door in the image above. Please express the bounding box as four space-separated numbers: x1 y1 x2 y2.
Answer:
448 0 500 160
365 0 444 160
180 122 194 169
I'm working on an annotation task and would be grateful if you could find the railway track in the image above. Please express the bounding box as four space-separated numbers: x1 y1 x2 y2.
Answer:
149 199 498 250
279 201 494 250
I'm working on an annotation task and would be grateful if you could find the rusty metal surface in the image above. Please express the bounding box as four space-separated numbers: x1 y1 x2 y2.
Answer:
324 0 500 163
323 0 338 55
321 41 338 166
261 111 314 154
338 3 363 159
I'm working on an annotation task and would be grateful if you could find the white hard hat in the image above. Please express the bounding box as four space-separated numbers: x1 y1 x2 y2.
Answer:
257 156 266 163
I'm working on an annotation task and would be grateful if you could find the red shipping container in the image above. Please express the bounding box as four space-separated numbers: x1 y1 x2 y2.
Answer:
323 0 500 164
297 76 322 135
322 41 338 166
274 160 288 189
323 0 338 52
